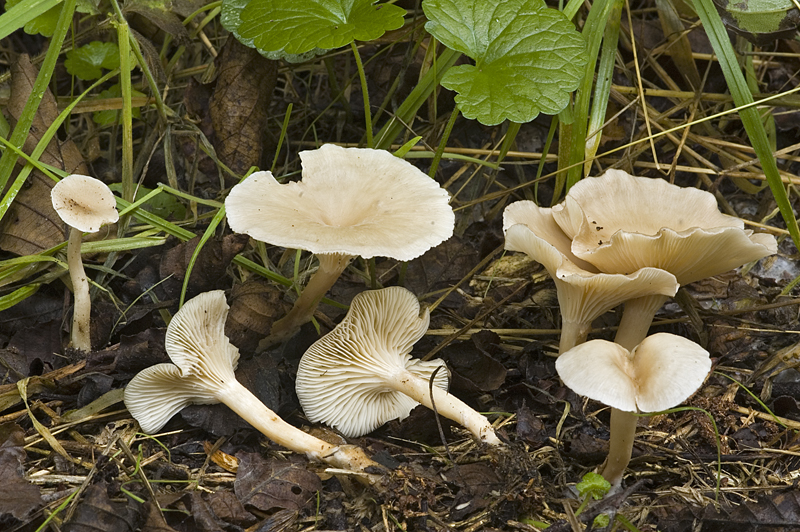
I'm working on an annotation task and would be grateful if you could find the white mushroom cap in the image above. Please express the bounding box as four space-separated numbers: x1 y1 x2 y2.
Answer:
225 144 455 261
51 174 119 233
124 290 239 433
551 170 778 284
555 333 712 413
296 286 450 437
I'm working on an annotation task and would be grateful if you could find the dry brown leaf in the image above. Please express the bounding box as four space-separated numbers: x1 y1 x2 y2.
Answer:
209 37 277 179
0 54 89 256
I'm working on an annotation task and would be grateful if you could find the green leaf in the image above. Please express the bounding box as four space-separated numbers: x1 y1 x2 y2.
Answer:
0 0 61 41
713 0 799 42
423 0 587 126
4 0 95 36
593 514 611 528
576 472 611 500
6 0 61 35
65 41 120 80
93 84 145 127
221 0 405 62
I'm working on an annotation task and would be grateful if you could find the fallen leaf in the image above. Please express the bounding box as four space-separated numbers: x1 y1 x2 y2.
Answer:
226 278 286 354
0 423 43 524
234 452 322 513
204 490 257 527
158 234 249 300
203 441 239 473
62 483 144 532
0 54 89 256
209 37 278 179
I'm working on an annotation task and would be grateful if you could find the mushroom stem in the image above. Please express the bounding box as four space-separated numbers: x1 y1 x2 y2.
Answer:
599 293 668 490
67 227 92 352
600 406 639 491
263 252 354 348
214 379 381 475
614 294 668 351
385 368 502 445
558 319 591 355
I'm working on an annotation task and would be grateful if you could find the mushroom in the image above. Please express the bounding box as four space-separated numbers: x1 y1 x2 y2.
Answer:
124 290 381 479
556 333 711 490
506 171 777 490
548 169 778 349
225 144 455 346
51 174 119 352
296 286 502 445
503 202 678 353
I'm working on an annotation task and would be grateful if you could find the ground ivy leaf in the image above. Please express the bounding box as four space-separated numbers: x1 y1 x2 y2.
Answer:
423 0 587 125
6 0 61 36
713 0 800 43
6 0 98 36
221 0 405 62
65 42 121 80
576 472 611 500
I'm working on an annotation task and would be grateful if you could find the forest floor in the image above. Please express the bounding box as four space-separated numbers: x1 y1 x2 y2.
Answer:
1 1 800 531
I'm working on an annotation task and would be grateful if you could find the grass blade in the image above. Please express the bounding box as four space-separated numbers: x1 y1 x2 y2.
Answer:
692 0 800 248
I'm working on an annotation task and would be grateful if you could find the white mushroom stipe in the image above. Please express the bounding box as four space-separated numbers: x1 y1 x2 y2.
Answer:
124 291 382 479
51 174 119 352
296 287 502 445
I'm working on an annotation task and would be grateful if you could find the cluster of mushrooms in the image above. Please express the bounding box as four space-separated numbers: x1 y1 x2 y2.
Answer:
504 170 777 489
51 147 778 491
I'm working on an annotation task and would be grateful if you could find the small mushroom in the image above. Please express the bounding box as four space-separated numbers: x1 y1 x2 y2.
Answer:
51 174 119 352
225 144 455 347
296 286 502 445
124 290 381 479
503 202 678 353
556 333 711 490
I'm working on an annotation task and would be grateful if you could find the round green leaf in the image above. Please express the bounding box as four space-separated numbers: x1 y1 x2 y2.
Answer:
65 41 120 81
6 0 61 36
221 0 405 62
424 0 587 125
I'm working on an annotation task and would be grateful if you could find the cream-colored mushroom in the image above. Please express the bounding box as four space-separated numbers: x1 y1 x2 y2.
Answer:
503 202 678 353
225 144 455 347
51 174 119 352
549 169 778 348
124 290 381 479
296 286 502 445
556 333 711 490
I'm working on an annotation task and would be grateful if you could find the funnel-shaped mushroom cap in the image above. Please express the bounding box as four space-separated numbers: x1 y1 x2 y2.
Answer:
51 174 119 233
551 170 778 284
296 286 450 437
504 224 678 330
124 290 239 433
503 200 597 272
225 144 455 261
556 333 711 413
